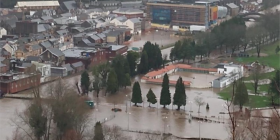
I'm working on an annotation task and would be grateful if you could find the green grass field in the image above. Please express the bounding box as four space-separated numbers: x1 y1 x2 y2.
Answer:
218 41 280 108
218 85 277 108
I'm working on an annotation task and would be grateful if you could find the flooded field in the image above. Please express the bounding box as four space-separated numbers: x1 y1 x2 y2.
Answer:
128 30 181 48
0 73 228 140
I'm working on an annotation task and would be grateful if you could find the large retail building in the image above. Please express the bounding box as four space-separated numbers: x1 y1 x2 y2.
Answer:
146 2 218 26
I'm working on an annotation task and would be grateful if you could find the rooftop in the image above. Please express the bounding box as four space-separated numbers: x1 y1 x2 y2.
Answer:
15 1 60 7
227 3 239 8
72 61 83 68
113 8 143 14
109 45 126 51
63 47 97 58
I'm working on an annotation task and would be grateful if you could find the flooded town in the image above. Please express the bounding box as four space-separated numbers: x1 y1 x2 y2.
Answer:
0 0 280 140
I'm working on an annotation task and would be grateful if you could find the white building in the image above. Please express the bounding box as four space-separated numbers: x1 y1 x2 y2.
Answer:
0 27 7 38
110 16 127 26
31 62 51 82
212 63 244 88
124 18 141 34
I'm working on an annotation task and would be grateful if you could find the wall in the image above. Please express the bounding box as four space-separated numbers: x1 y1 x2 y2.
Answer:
107 36 117 43
0 28 7 38
0 74 41 94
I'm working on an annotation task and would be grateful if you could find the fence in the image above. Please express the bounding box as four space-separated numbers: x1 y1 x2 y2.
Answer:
99 115 115 124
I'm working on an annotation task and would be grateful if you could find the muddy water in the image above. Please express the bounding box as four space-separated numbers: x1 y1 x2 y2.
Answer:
128 30 180 48
0 73 228 139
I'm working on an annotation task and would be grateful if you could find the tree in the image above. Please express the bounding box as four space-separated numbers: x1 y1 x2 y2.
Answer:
106 70 118 94
142 41 163 70
173 77 186 110
126 51 139 76
92 62 111 88
247 25 267 57
124 73 131 89
28 102 47 140
194 96 205 113
233 81 249 110
14 79 90 140
131 82 143 106
81 71 90 95
94 122 104 140
111 55 130 88
137 51 149 74
251 62 262 94
146 88 157 107
160 74 171 108
275 45 280 54
92 76 101 97
269 70 280 101
103 125 131 140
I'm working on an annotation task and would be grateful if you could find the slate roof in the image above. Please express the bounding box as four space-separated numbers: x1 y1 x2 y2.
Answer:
96 33 106 39
31 44 42 50
40 41 53 49
71 61 83 68
61 13 72 17
60 25 68 30
88 35 99 41
127 18 141 23
62 0 77 11
106 30 122 36
56 29 68 36
46 48 64 57
227 3 239 8
62 63 74 71
0 15 18 28
26 56 41 61
41 16 53 21
31 19 42 23
22 63 32 67
0 63 6 67
113 16 127 22
0 57 4 62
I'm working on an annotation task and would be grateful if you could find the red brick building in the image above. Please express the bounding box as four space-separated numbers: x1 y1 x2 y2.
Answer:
104 45 128 60
0 73 41 94
63 48 107 69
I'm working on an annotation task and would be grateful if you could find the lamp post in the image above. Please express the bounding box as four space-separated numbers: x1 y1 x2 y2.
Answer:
127 112 131 130
163 116 168 134
189 101 193 113
198 121 202 140
125 95 128 112
156 98 159 115
95 108 98 123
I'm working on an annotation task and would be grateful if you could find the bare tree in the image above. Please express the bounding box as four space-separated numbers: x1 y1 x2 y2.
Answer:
247 25 267 57
251 62 262 94
103 125 131 140
225 80 238 140
194 96 205 113
12 79 91 140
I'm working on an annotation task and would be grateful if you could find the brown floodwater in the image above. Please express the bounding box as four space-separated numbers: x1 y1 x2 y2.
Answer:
0 30 228 139
0 73 229 139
